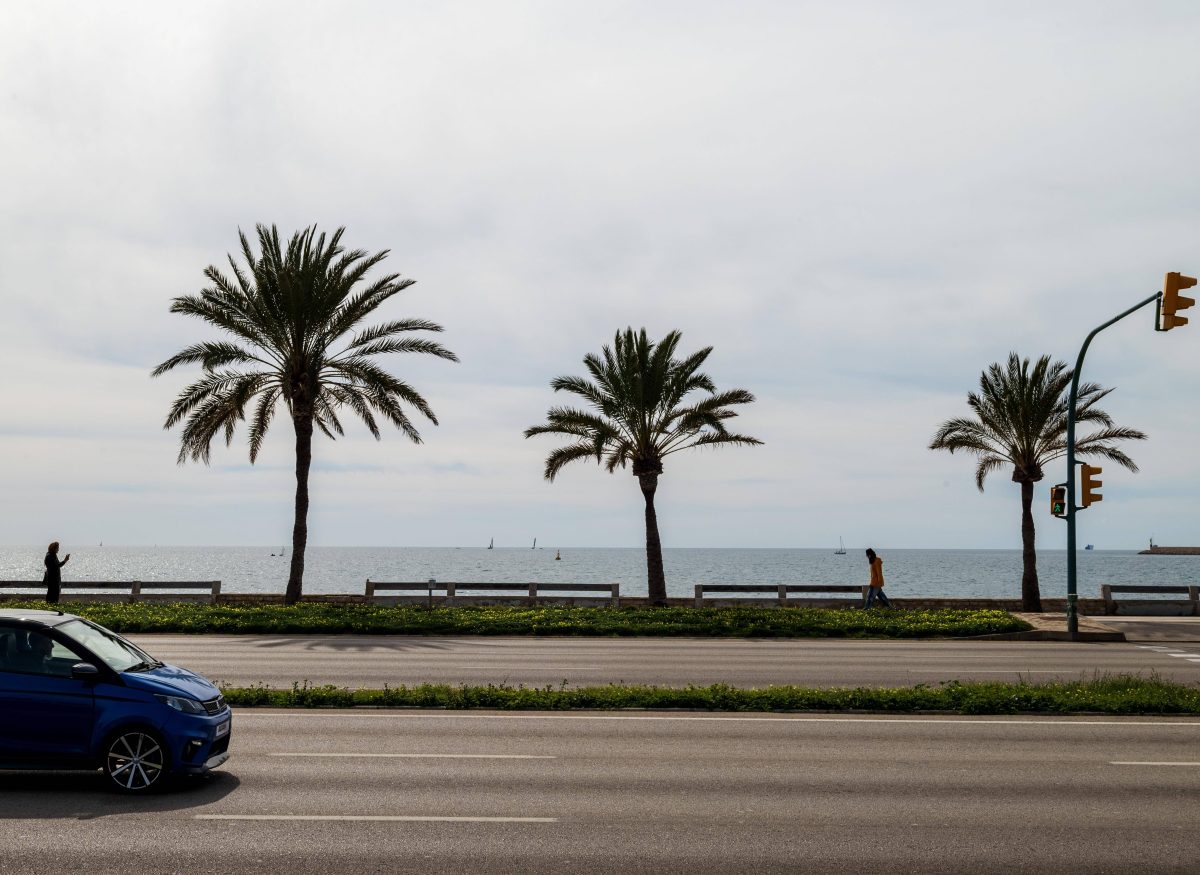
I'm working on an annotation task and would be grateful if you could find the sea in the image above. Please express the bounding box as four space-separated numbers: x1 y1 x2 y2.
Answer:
3 546 1198 601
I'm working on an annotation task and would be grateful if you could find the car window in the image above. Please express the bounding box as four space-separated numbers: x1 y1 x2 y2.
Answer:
55 619 154 673
0 629 80 678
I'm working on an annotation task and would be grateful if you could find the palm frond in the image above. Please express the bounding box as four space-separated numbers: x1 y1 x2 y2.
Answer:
527 328 759 482
974 455 1007 491
932 352 1144 493
154 224 457 467
543 442 604 482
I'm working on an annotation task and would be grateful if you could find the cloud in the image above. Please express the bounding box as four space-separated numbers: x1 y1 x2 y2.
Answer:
0 1 1197 549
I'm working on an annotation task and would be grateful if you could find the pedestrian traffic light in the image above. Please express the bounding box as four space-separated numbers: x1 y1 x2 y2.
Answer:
1080 464 1103 508
1161 271 1196 330
1050 484 1067 518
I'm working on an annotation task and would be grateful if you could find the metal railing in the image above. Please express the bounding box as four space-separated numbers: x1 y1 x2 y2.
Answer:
366 580 621 607
0 581 222 603
1100 584 1199 615
694 584 869 608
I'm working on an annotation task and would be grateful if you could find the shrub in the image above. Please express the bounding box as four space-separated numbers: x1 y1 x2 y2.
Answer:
0 601 1031 639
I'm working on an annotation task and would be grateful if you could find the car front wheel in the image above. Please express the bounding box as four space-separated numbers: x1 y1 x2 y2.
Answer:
104 729 168 793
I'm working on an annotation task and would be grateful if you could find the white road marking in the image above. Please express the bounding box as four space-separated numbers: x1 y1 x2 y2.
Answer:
269 752 555 759
906 670 1071 674
1110 762 1200 766
195 814 557 823
233 712 1200 727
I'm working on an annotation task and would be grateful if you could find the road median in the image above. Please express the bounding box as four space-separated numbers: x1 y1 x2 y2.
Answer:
222 675 1200 715
4 601 1031 638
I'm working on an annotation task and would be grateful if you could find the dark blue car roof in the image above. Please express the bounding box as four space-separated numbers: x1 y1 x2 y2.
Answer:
0 609 76 627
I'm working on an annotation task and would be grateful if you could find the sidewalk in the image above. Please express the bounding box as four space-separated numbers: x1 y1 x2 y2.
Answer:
976 612 1128 642
1080 615 1200 643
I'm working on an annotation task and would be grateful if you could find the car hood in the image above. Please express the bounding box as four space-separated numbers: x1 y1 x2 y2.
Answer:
121 662 222 701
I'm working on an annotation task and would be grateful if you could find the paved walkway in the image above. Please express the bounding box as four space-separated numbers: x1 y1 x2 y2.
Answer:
1085 615 1200 643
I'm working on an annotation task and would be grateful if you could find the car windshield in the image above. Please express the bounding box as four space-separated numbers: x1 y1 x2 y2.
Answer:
55 619 159 673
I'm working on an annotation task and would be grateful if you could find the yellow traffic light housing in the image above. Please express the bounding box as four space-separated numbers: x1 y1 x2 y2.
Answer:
1080 464 1103 508
1050 484 1067 518
1161 271 1196 330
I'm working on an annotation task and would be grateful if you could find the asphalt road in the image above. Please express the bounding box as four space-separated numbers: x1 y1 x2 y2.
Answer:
127 634 1200 689
2 710 1199 874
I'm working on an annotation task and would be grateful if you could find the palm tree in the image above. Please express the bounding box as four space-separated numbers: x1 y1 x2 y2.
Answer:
152 224 458 604
525 328 762 605
929 353 1145 612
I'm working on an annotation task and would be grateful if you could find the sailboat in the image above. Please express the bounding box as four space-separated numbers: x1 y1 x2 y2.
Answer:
835 537 847 555
532 538 537 550
487 538 494 550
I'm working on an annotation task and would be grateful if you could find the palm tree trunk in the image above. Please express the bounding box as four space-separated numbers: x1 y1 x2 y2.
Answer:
638 472 667 605
285 414 313 605
1019 479 1042 612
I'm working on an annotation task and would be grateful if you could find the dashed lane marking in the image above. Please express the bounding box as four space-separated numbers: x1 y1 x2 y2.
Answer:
195 815 558 823
269 753 555 759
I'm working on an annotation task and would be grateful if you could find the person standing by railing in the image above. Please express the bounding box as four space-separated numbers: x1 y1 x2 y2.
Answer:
43 541 70 604
864 547 892 609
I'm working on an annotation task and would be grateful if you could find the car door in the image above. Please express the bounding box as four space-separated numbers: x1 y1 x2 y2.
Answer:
0 624 95 761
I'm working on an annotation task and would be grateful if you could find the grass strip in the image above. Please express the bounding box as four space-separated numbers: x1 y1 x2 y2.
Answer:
3 601 1031 638
221 676 1200 715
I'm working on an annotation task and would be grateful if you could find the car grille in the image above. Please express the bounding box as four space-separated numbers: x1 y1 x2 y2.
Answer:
202 695 227 715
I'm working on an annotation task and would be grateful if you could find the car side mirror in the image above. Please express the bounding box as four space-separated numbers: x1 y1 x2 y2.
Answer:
71 662 101 681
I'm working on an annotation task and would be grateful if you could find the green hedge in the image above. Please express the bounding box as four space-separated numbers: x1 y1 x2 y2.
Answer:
4 601 1030 638
222 676 1200 715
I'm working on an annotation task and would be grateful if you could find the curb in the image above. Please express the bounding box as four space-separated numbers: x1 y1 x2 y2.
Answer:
964 629 1127 642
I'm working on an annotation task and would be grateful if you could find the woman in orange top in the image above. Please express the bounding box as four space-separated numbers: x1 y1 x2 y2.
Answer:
864 547 892 608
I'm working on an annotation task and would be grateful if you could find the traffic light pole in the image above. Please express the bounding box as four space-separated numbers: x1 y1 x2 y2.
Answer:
1065 292 1161 639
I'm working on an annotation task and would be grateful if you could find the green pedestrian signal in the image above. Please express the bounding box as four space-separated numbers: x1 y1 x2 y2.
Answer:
1050 484 1067 518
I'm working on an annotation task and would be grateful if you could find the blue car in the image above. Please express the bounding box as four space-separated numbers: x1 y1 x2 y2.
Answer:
0 608 231 793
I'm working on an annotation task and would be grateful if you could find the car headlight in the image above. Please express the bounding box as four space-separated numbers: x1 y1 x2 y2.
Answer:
155 694 206 714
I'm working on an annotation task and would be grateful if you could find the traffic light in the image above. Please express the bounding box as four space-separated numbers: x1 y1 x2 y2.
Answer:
1080 464 1103 508
1162 271 1196 330
1050 484 1067 518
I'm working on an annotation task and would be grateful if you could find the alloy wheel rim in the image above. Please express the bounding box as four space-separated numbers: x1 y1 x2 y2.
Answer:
107 732 164 790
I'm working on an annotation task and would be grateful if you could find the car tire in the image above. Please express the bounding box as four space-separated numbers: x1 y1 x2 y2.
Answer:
104 728 169 793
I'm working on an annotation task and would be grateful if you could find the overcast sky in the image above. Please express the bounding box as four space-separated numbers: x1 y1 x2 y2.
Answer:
1 1 1197 550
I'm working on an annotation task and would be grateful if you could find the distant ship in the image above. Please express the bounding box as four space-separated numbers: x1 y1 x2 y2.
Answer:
1084 544 1094 551
487 538 494 550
